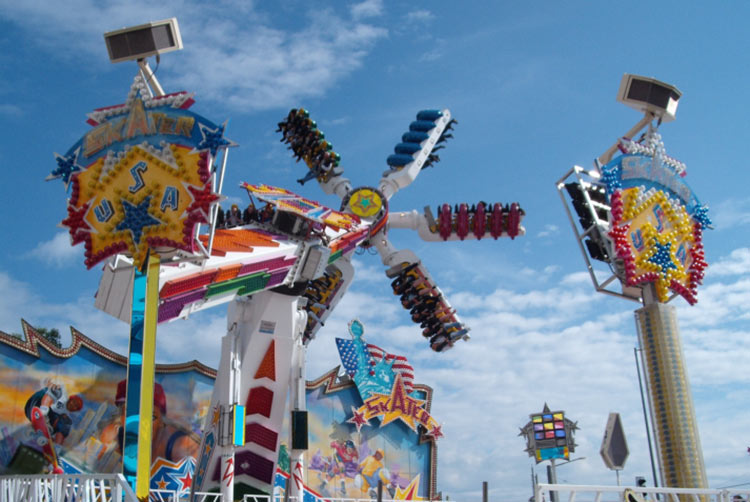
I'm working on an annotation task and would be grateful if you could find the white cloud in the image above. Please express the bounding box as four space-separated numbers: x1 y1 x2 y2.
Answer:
351 0 383 20
711 198 750 230
537 223 560 238
0 103 23 116
27 231 82 267
561 270 592 286
0 1 388 113
705 247 750 277
406 9 435 23
419 50 443 62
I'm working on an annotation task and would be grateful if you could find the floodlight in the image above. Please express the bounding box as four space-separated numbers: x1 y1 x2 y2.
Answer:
104 18 183 63
616 74 681 122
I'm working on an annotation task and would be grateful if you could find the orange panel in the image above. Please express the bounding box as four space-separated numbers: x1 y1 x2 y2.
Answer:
214 263 242 283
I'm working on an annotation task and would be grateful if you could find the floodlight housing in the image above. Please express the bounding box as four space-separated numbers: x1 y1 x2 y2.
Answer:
104 18 183 63
617 74 681 122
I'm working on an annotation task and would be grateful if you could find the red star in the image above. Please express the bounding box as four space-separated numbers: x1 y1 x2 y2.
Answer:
187 182 220 221
61 202 92 245
178 471 193 490
426 424 443 441
347 406 368 432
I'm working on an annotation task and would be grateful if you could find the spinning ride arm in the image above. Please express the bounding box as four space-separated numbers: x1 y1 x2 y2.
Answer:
373 242 469 352
276 108 351 198
389 201 526 242
378 109 456 200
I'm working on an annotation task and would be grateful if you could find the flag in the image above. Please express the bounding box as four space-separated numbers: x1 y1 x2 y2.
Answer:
336 338 370 376
367 343 415 393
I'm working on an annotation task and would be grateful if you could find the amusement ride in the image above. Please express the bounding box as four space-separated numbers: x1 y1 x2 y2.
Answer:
44 18 526 501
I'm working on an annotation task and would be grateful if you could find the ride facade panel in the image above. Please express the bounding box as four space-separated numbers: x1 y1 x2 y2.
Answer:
0 320 437 500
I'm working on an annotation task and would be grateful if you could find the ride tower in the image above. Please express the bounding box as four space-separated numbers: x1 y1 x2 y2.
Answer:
557 74 711 490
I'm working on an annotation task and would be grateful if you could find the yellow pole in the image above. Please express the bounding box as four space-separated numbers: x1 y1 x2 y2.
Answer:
135 253 160 500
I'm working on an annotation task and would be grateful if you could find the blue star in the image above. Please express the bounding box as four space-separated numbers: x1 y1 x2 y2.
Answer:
601 162 622 196
116 196 162 245
48 147 83 189
197 121 235 157
648 240 678 277
692 204 713 229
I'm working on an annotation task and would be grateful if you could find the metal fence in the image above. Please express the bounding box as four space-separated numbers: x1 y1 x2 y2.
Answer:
0 474 135 502
535 483 750 502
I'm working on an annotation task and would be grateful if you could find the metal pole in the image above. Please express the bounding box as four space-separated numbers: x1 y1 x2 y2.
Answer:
634 346 660 491
482 481 488 502
596 113 654 165
208 148 230 255
137 59 165 97
547 460 558 502
377 479 383 502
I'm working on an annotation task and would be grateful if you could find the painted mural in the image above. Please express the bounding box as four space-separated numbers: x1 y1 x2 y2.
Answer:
274 320 438 501
0 320 437 500
0 319 214 495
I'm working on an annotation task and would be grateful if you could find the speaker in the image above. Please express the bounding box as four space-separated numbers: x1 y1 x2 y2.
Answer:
616 74 681 122
291 410 308 450
104 18 183 63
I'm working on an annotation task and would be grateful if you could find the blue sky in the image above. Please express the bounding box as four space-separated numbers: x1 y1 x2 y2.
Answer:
1 0 749 500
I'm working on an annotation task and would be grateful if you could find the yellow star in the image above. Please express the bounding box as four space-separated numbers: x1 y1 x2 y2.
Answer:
379 374 425 430
394 474 425 501
348 188 382 219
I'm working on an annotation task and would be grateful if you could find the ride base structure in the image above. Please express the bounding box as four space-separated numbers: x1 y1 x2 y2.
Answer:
47 47 526 499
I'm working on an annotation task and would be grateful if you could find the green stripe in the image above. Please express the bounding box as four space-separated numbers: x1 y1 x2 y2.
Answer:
205 272 271 298
328 249 343 263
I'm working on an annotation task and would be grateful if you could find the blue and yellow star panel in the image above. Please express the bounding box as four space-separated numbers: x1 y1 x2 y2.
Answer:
602 134 709 304
50 75 234 269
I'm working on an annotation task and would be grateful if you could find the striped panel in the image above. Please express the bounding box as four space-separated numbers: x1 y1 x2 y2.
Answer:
245 423 278 452
245 386 274 418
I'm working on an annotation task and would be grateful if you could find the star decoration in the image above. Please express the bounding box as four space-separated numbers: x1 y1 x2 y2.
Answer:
379 374 422 427
347 405 368 432
197 121 236 157
187 183 221 221
394 474 426 501
348 188 383 219
48 147 83 188
156 477 168 490
52 75 233 270
600 161 622 196
426 423 443 441
115 195 162 245
692 204 712 229
609 186 705 304
647 239 678 278
178 471 193 490
61 201 92 245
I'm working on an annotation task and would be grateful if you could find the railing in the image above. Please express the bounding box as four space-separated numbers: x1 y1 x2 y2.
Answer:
247 497 417 502
0 474 136 502
535 483 750 502
150 489 222 502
